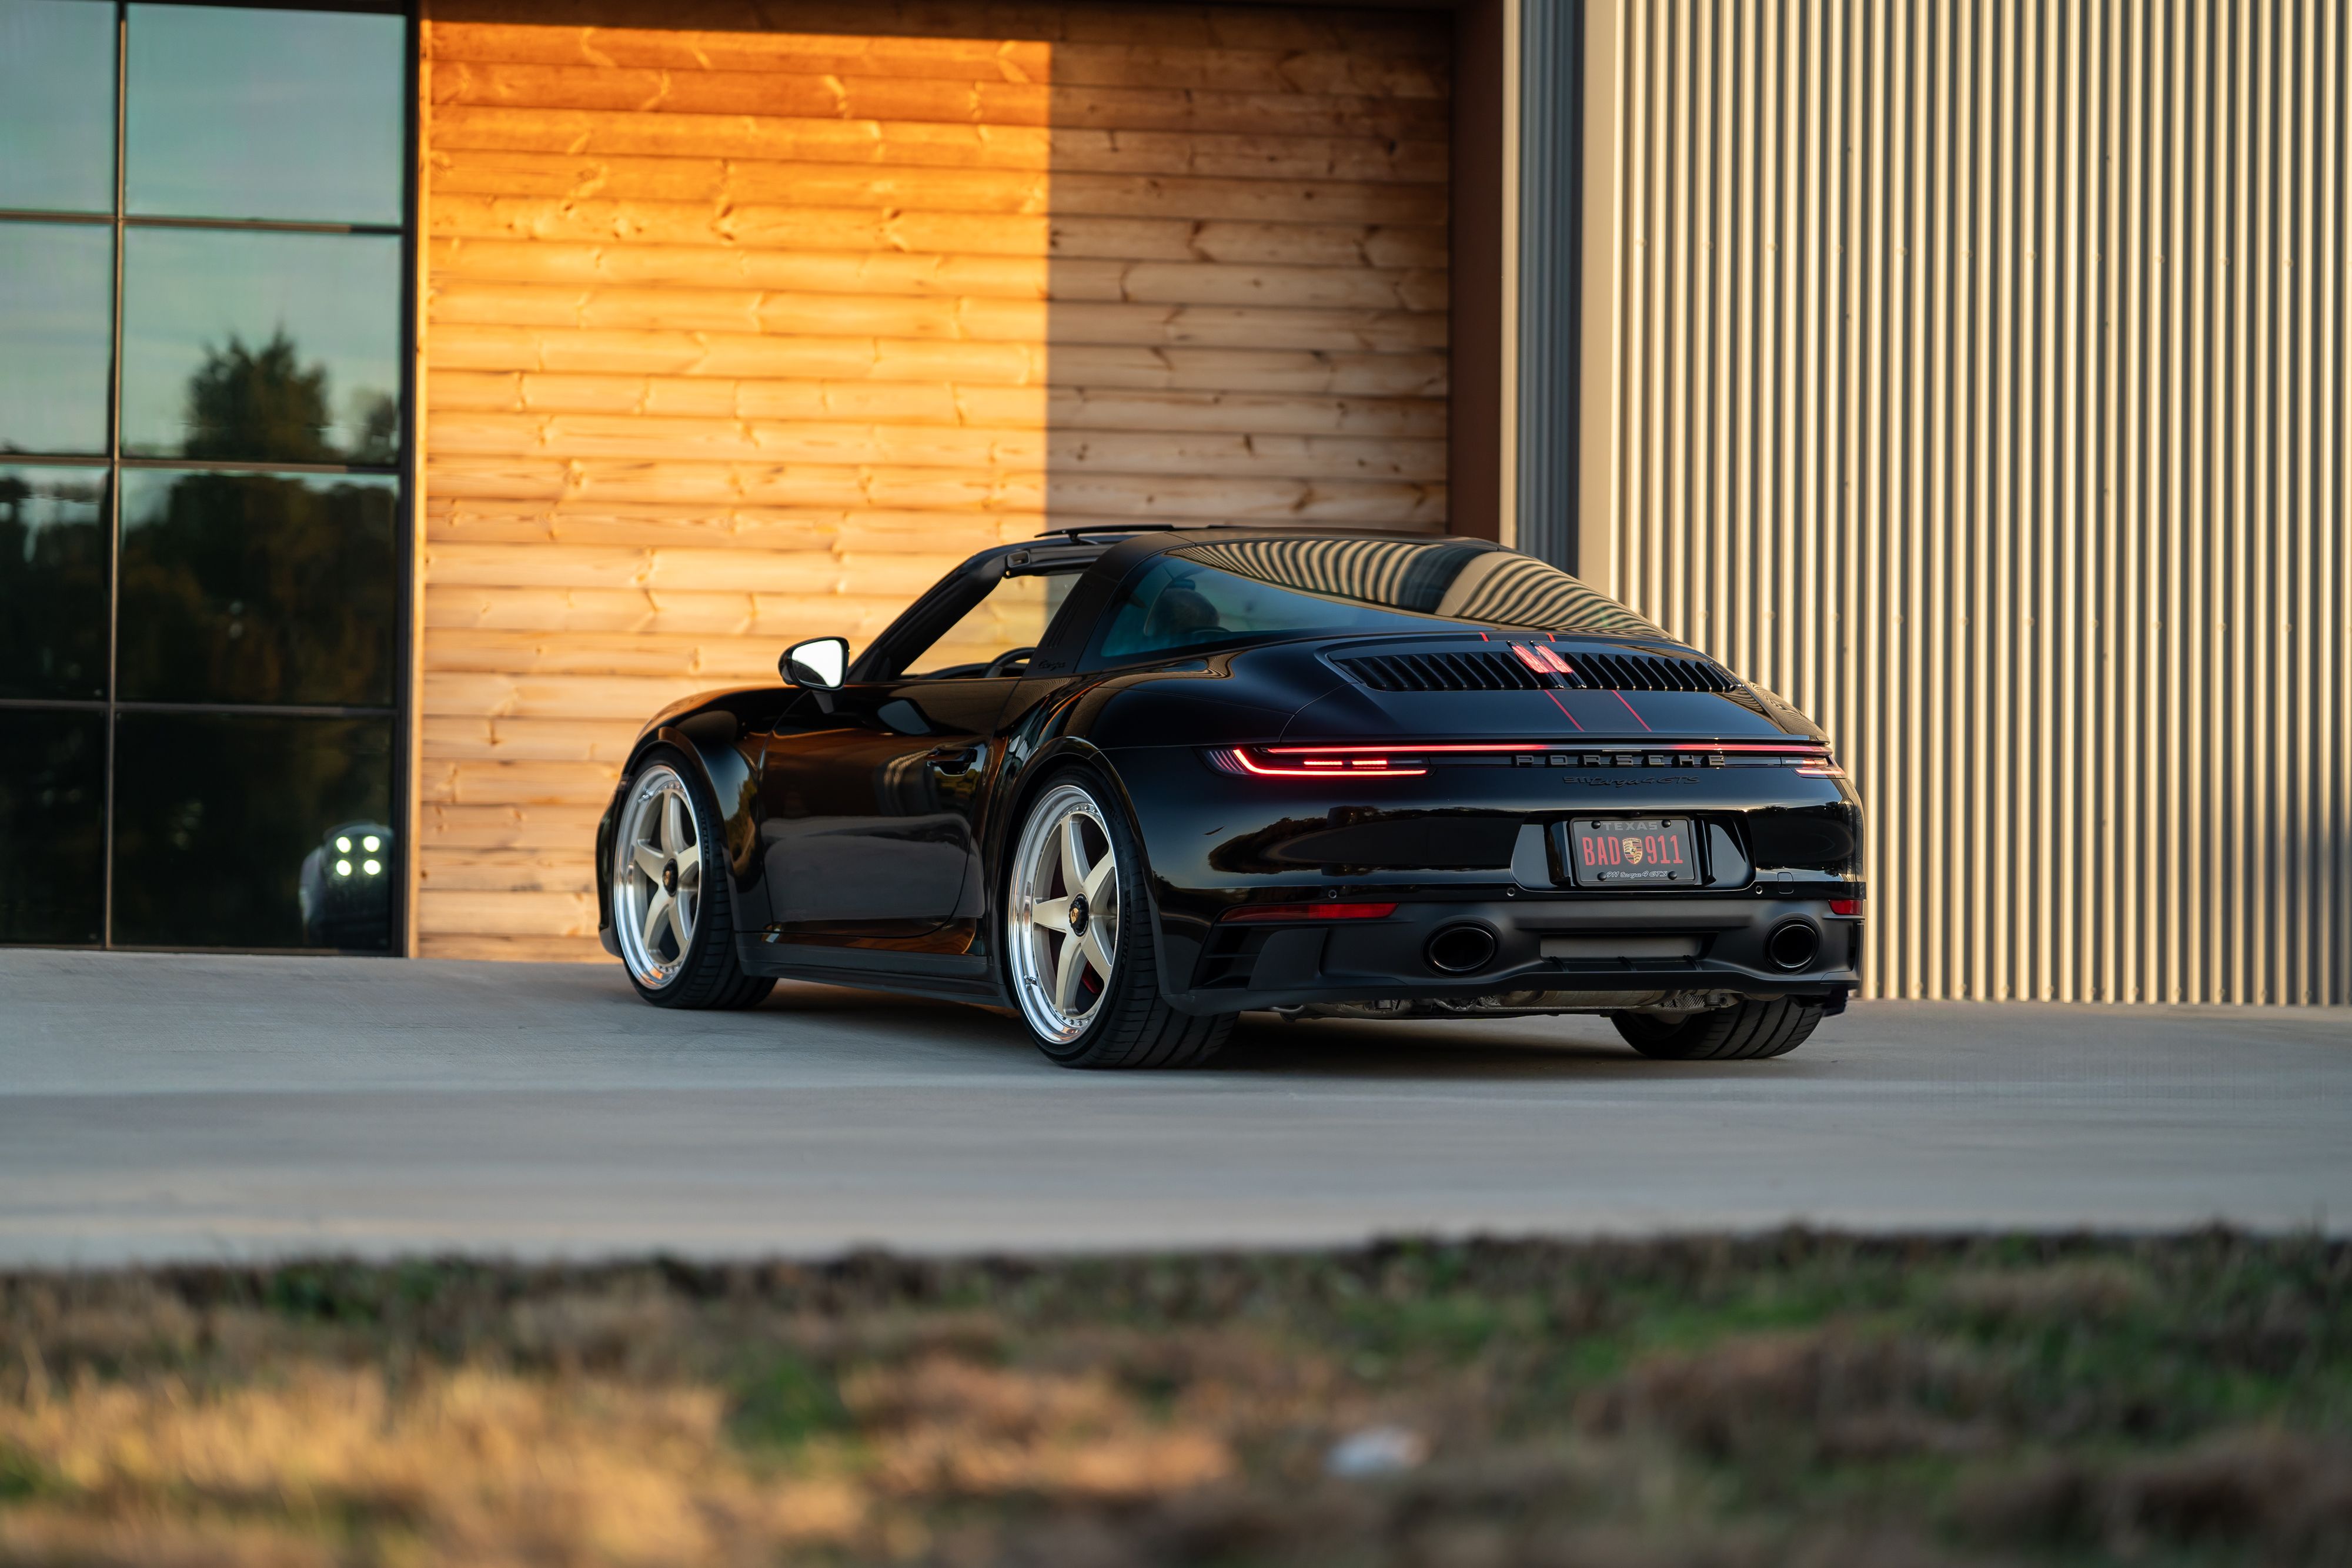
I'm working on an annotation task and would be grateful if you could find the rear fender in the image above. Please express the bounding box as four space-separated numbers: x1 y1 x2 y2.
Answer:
988 733 1197 1015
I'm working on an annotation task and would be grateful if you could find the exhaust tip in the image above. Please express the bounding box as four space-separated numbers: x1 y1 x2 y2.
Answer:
1426 924 1498 974
1766 920 1821 971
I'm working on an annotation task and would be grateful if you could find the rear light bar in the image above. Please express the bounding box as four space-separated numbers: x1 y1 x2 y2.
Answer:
1222 901 1398 924
1212 741 1832 777
1262 741 1827 755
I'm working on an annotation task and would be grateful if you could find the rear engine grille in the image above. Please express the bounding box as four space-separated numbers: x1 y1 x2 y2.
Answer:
1337 648 1737 693
1563 651 1738 692
1337 651 1545 691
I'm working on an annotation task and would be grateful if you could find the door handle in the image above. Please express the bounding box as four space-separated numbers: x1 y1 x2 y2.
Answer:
925 745 984 776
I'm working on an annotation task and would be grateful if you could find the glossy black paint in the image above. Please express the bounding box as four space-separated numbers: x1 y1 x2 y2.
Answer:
596 530 1865 1014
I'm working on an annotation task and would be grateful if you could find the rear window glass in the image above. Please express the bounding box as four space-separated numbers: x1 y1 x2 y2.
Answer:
1095 537 1664 663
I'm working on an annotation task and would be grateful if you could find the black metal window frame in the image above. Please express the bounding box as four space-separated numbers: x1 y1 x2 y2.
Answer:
0 0 421 953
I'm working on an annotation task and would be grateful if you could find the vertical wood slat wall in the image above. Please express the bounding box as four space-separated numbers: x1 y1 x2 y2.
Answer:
413 1 1452 959
1580 0 2348 1002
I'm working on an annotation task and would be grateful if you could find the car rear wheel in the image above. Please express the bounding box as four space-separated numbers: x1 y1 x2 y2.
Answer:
612 749 774 1011
1004 771 1231 1068
1611 997 1825 1060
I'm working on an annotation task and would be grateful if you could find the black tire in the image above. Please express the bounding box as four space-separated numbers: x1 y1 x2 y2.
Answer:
1611 997 1825 1060
1003 767 1232 1069
613 746 774 1012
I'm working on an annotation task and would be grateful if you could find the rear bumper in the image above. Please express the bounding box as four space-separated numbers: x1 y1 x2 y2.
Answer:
1162 893 1860 1014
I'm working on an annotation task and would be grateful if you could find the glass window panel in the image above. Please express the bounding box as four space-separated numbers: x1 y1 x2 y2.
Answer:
112 710 392 950
0 0 117 214
0 222 113 457
906 567 1078 675
0 707 106 945
116 467 397 707
0 466 110 700
120 227 400 464
125 4 404 225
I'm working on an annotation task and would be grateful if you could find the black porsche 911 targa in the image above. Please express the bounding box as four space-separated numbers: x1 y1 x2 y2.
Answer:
597 527 1863 1067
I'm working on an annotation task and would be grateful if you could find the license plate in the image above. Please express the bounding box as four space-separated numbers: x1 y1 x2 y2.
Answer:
1566 818 1700 887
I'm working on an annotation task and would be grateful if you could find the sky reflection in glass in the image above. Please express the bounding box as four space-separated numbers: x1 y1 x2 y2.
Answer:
0 0 116 214
126 4 405 225
0 223 114 456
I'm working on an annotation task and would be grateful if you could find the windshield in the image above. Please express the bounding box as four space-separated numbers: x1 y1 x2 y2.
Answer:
1095 537 1666 663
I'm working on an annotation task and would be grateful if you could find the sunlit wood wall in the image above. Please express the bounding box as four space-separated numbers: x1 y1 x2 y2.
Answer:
412 1 1452 958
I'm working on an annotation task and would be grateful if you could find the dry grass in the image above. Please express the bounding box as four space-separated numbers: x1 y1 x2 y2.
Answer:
0 1233 2347 1567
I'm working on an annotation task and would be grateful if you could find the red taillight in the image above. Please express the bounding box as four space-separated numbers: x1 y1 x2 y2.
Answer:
1830 898 1862 916
1222 748 1426 777
1223 901 1398 924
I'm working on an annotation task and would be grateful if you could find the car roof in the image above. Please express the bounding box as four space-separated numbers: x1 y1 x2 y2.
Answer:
1029 522 1454 547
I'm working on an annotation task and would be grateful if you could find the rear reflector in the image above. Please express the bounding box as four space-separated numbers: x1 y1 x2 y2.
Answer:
1223 901 1398 924
1829 898 1862 916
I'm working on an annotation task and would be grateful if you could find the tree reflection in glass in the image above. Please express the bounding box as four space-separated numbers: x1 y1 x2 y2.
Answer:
181 330 398 467
0 466 109 700
116 335 399 707
120 228 400 464
0 708 105 945
118 469 397 708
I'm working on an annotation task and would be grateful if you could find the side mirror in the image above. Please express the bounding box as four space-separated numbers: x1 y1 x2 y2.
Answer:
781 636 848 690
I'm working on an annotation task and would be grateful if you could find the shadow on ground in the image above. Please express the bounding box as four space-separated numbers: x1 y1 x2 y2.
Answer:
747 980 1705 1081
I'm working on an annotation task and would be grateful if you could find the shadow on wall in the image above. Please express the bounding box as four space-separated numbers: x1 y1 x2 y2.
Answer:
425 0 1455 554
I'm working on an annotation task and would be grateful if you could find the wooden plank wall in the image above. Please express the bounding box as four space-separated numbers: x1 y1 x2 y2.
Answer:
415 0 1453 958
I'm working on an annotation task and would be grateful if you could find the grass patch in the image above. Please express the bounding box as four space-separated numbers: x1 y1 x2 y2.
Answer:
730 1352 853 1451
0 1231 2346 1566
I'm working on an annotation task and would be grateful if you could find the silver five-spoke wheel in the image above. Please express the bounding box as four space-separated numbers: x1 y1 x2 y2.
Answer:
613 763 701 988
1007 782 1120 1044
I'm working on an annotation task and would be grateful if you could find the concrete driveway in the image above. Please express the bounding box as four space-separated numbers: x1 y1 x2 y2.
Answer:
2 949 2346 1263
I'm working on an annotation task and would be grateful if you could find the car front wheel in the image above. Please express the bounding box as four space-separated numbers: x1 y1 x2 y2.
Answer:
610 748 774 1010
1003 770 1230 1068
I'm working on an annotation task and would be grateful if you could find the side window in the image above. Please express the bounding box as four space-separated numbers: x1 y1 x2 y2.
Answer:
904 568 1082 677
1098 561 1232 658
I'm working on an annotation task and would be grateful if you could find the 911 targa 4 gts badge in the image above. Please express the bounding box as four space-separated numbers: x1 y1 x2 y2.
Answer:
594 526 1864 1068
